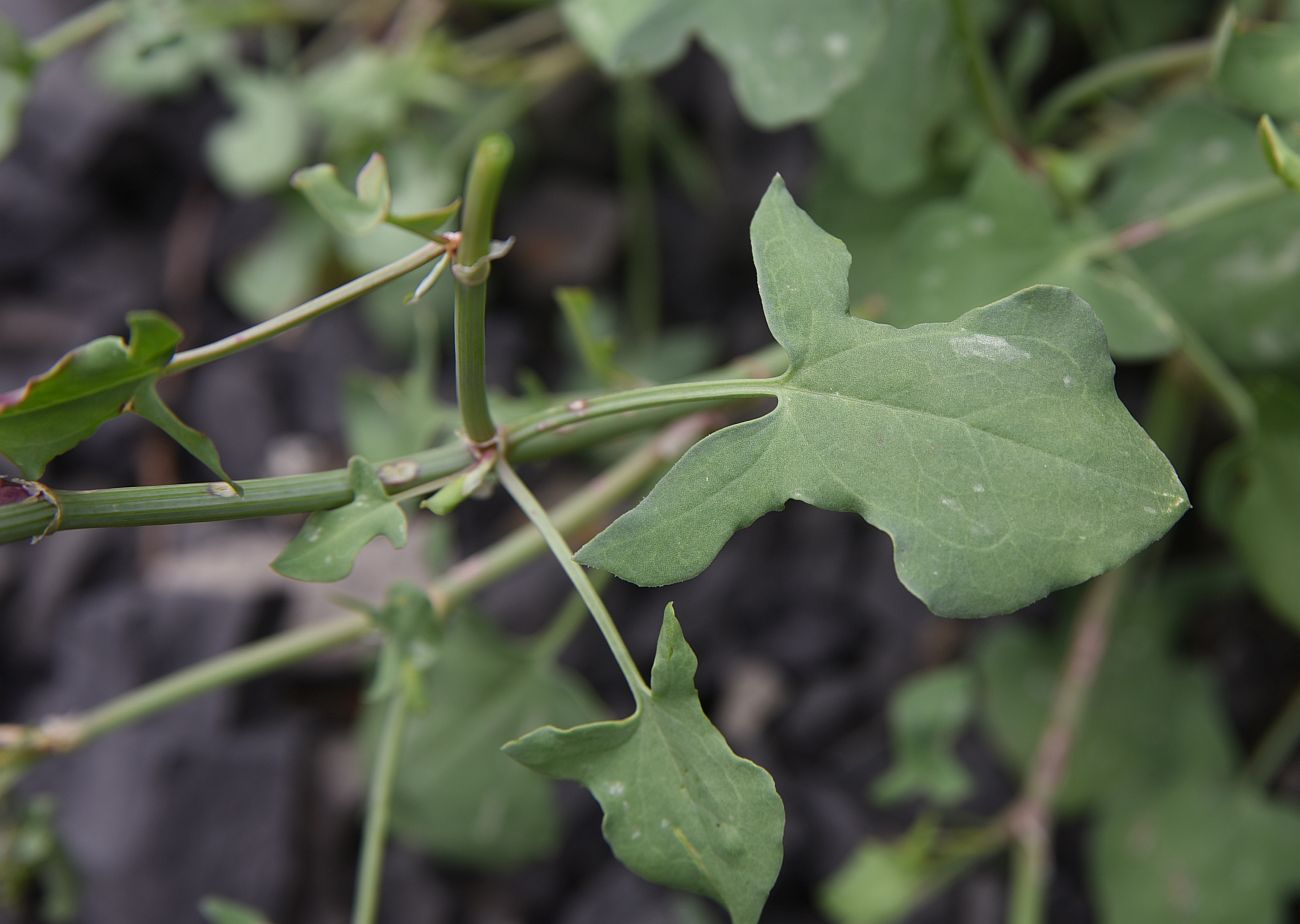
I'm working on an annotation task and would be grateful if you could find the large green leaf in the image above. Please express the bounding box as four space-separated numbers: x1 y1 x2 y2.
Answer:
505 606 784 924
1095 99 1300 370
1215 14 1300 120
271 457 407 582
852 149 1180 360
561 0 885 127
976 589 1236 811
1203 380 1300 631
367 612 604 869
1091 783 1300 924
873 667 974 807
579 178 1187 618
206 72 308 197
0 312 232 484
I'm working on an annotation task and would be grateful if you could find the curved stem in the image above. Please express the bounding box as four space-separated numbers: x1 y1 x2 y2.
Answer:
1032 39 1214 141
28 1 126 62
351 691 407 924
455 134 514 444
166 241 444 375
1242 681 1300 789
948 0 1023 150
497 458 650 699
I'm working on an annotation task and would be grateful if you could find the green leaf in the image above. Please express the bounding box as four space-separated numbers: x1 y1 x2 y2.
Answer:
562 0 885 127
976 589 1236 811
853 149 1180 360
365 582 441 707
1215 13 1300 120
271 457 407 582
128 381 238 489
1203 380 1300 632
873 667 973 807
1259 114 1300 192
813 0 994 194
221 205 331 322
0 16 32 161
579 178 1187 618
93 0 233 97
291 154 392 237
199 897 272 924
367 611 604 869
0 313 178 479
0 796 78 923
1091 783 1300 924
505 606 784 923
341 370 451 462
1095 99 1300 370
206 72 308 197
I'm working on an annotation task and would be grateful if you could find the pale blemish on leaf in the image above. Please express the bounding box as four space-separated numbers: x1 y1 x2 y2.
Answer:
948 333 1031 363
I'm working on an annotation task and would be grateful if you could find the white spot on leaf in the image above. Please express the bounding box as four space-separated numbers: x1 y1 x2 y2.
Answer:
949 334 1031 363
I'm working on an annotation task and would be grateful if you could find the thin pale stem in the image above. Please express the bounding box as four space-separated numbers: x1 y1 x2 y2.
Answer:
1242 681 1300 789
497 458 650 699
0 415 716 778
948 0 1024 150
28 1 126 62
167 241 445 375
1032 39 1214 140
350 690 408 924
455 134 514 444
1005 567 1127 924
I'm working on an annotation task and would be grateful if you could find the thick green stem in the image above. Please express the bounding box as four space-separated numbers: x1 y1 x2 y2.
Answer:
948 0 1023 150
1242 682 1300 789
497 458 650 699
28 1 126 62
1032 39 1214 140
167 242 446 375
455 134 514 444
0 350 784 544
351 691 408 924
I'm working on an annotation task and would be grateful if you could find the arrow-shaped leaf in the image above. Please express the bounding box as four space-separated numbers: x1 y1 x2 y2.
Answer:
0 312 234 486
272 457 407 582
291 153 459 239
505 606 784 924
578 178 1188 617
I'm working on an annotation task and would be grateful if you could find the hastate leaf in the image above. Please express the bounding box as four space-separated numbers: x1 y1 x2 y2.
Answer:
368 611 604 870
271 457 407 582
562 0 885 128
505 606 784 924
579 178 1187 618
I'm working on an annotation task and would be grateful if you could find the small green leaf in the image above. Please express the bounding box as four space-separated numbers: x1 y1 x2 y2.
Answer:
505 606 784 924
555 287 631 387
1203 380 1300 632
976 590 1236 811
562 0 886 127
0 312 180 478
1214 13 1300 120
199 897 272 924
93 0 233 97
873 667 974 807
291 153 393 236
128 381 238 490
365 582 441 706
341 370 452 462
271 457 407 582
1096 99 1300 370
580 178 1187 618
0 796 78 923
1091 783 1300 924
366 612 604 869
206 72 308 197
1259 114 1300 192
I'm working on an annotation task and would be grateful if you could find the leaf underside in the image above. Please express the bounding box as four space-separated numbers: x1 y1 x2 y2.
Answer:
505 606 785 924
578 177 1187 618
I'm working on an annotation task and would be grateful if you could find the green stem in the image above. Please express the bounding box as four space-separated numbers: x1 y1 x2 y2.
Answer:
0 351 785 544
81 615 372 743
28 1 126 62
497 458 650 699
1242 681 1300 789
167 241 445 375
455 134 514 444
948 0 1024 149
1032 39 1214 141
351 691 407 924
